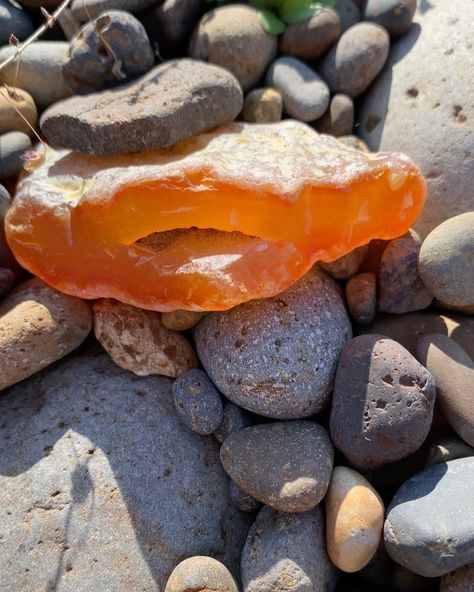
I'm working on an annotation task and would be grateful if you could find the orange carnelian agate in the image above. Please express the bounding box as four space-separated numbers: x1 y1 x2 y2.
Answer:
6 121 426 312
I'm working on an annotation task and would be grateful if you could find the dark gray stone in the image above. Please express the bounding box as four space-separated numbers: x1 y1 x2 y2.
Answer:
0 0 34 45
346 272 377 324
70 0 155 21
40 59 243 157
363 0 416 37
0 131 30 179
317 93 354 136
441 563 474 592
194 267 352 419
320 22 390 97
172 368 223 435
279 8 341 59
426 437 474 467
220 421 333 512
0 348 250 590
241 506 336 592
214 401 251 444
385 458 474 577
330 334 436 470
266 56 330 122
0 267 14 297
228 480 261 513
334 0 361 32
64 10 154 94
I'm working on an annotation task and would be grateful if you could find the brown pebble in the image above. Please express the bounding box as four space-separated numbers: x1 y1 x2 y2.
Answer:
242 88 283 123
346 272 376 324
161 310 205 331
0 267 15 298
321 245 367 279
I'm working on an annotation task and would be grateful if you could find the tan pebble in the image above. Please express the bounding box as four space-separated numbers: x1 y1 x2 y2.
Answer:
0 278 92 390
346 272 376 324
161 309 206 331
94 299 198 378
320 245 368 279
242 87 283 123
325 465 384 572
165 556 238 592
0 87 38 136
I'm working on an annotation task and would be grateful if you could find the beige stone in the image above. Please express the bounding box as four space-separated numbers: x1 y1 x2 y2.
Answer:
0 87 37 136
93 299 198 378
325 466 384 572
161 310 205 331
0 279 92 390
242 87 283 123
165 556 238 592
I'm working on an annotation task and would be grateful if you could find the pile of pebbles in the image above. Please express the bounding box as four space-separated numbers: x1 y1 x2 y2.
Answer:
0 0 473 591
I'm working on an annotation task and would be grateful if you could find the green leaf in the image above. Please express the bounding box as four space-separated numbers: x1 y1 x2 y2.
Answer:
259 9 287 34
280 5 321 24
249 0 281 10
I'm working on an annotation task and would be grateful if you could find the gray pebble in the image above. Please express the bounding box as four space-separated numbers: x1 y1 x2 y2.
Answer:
214 401 251 444
220 421 333 512
346 272 377 324
334 0 361 32
172 368 223 435
279 8 341 59
385 458 474 577
317 93 354 136
0 0 34 45
70 0 155 21
364 0 416 37
242 87 283 123
441 563 474 592
228 480 261 513
0 131 30 179
426 437 474 467
165 556 238 592
379 236 433 314
266 56 330 122
194 267 352 419
320 22 390 97
330 334 436 471
64 10 154 94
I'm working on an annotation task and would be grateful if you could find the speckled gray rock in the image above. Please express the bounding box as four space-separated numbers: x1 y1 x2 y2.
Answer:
165 556 238 592
0 0 33 45
330 334 436 470
417 334 474 447
346 272 377 324
241 506 335 592
279 9 341 59
229 480 261 513
426 437 474 467
379 236 432 314
418 213 474 311
214 401 251 444
64 10 154 94
385 458 474 577
0 42 71 110
0 348 250 591
441 563 474 592
334 0 361 32
358 3 474 239
41 59 243 157
266 56 330 122
189 5 277 92
0 131 30 179
221 421 333 512
320 22 389 97
242 87 283 123
363 0 416 37
194 267 352 419
172 368 223 435
320 244 367 279
70 0 155 21
317 93 354 137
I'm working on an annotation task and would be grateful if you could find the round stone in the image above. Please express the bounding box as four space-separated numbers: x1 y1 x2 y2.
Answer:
418 213 474 311
0 87 37 136
161 310 205 331
346 272 377 324
189 5 277 92
330 334 436 470
0 0 33 45
220 421 333 512
279 8 341 59
194 267 352 419
426 437 474 467
242 88 283 123
320 244 367 279
0 131 31 179
165 556 238 592
214 401 251 444
334 0 361 32
228 480 261 513
317 93 354 136
363 0 417 37
441 563 474 592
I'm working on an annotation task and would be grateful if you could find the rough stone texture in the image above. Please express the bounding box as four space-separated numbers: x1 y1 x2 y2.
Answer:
417 334 474 447
385 458 474 577
320 244 367 279
0 267 14 297
326 466 384 573
189 5 277 92
241 506 335 592
379 236 433 313
164 556 238 592
418 213 474 311
334 0 361 32
41 59 243 157
242 87 283 123
0 131 30 179
214 401 251 444
0 42 71 110
320 22 389 97
161 310 205 331
358 2 474 239
0 279 91 391
441 563 474 592
93 299 197 378
0 0 33 45
70 0 155 21
0 87 37 136
317 93 354 137
266 56 330 122
426 437 474 467
0 348 250 591
228 480 261 513
364 0 417 37
194 267 352 419
64 10 155 94
346 272 377 324
220 421 333 512
279 9 341 59
172 369 223 435
330 334 436 470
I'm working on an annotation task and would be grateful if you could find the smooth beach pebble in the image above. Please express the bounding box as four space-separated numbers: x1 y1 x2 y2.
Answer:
189 5 277 92
0 279 92 391
317 93 354 137
70 0 155 21
0 131 31 179
0 87 37 136
326 466 384 573
228 480 261 513
172 369 223 435
363 0 417 37
426 437 474 467
161 310 205 331
0 0 34 45
320 245 367 279
220 421 333 512
266 56 330 122
384 457 474 577
417 334 474 447
334 0 361 32
93 299 198 378
441 563 474 592
242 88 283 123
164 556 238 592
0 183 21 274
214 401 251 444
346 273 377 324
330 334 436 470
279 8 341 59
194 267 352 419
320 22 390 97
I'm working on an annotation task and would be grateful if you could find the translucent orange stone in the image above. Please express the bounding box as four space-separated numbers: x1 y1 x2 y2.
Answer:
6 121 426 312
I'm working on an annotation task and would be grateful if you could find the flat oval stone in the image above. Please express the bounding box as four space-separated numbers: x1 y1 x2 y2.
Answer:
41 59 243 156
326 466 384 572
279 9 341 59
0 87 37 136
441 563 474 592
385 458 474 577
194 268 352 419
363 0 416 37
330 334 436 470
220 421 333 512
165 556 238 592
